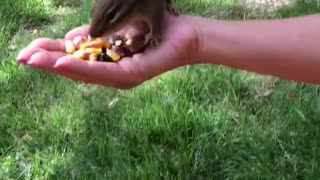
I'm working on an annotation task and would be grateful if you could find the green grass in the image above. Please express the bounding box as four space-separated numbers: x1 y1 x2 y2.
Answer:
1 0 320 179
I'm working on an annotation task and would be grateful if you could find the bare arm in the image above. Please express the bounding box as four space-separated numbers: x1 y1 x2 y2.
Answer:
17 14 320 89
191 14 320 85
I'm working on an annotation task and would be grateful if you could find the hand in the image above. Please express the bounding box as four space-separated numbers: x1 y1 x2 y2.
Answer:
16 15 199 89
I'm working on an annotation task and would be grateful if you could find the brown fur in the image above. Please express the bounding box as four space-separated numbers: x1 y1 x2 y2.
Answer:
89 0 180 48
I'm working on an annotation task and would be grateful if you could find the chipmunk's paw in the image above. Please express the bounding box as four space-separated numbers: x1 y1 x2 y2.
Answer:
167 5 180 16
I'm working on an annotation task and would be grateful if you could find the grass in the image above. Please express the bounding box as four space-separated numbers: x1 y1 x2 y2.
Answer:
1 0 320 179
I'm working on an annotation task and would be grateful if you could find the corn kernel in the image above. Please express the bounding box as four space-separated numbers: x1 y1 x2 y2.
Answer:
107 49 120 61
79 43 88 51
73 50 89 60
84 48 103 55
87 39 110 49
65 40 75 54
89 54 98 61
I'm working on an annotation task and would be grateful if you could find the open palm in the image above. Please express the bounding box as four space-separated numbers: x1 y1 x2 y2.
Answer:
16 15 198 89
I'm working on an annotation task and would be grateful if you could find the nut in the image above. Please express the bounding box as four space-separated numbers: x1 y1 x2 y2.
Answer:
65 33 144 63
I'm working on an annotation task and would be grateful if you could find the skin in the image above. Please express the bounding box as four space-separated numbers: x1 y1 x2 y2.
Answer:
16 14 320 89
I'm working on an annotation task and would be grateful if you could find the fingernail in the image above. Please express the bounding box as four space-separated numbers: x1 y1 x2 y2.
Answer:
53 64 69 73
17 59 27 64
16 49 26 60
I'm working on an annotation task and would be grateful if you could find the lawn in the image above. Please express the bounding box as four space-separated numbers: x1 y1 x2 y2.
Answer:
1 0 320 179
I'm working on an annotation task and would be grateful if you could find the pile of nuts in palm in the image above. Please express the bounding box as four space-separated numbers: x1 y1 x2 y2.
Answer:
65 33 145 62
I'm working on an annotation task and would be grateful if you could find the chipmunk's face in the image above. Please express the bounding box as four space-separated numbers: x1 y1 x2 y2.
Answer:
89 0 136 38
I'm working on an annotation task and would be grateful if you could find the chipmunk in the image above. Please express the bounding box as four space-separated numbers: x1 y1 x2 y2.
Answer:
88 0 180 49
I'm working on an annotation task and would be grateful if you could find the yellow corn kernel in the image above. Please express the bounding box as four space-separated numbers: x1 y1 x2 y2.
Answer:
88 40 110 49
79 43 88 51
73 50 89 60
84 48 103 55
65 40 75 54
107 49 120 61
89 54 98 61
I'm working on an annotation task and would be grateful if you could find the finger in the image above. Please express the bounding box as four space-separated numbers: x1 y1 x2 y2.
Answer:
26 51 67 70
64 25 90 40
16 47 46 64
25 51 97 85
27 38 65 51
17 39 66 62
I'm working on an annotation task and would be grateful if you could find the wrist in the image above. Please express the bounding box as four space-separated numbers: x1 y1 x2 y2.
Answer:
171 15 205 65
191 17 233 65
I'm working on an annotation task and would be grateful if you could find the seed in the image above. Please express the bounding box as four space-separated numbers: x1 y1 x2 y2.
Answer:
107 49 120 61
73 50 89 60
79 43 88 51
84 48 103 55
68 33 139 62
89 54 98 61
65 40 76 54
87 38 110 49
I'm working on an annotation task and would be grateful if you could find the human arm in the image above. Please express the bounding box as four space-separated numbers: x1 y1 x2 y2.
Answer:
16 14 320 88
192 14 320 85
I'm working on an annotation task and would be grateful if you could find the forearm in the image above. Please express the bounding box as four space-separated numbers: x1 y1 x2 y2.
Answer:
192 14 320 85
